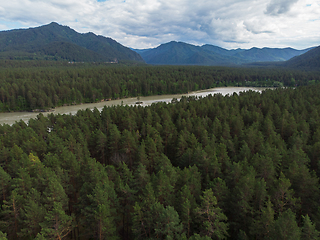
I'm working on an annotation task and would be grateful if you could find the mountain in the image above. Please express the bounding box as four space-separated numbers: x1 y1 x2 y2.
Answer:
133 41 312 66
133 41 246 66
233 47 312 62
0 22 144 62
283 45 320 70
201 44 245 56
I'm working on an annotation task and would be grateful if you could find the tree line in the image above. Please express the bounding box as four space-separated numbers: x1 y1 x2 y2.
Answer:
0 61 319 112
1 82 320 239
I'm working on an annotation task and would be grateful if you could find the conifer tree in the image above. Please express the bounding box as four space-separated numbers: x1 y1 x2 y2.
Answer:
37 201 73 240
272 209 301 240
18 189 46 239
271 172 299 214
0 231 8 240
179 185 197 238
154 205 183 240
301 215 320 240
250 198 275 239
83 182 118 240
0 190 23 239
195 188 228 239
0 166 11 202
132 183 158 239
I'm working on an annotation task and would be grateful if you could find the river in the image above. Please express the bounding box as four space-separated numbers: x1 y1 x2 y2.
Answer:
0 87 269 125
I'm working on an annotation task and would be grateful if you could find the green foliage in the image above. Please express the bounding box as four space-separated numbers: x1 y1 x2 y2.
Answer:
196 189 229 239
0 63 318 112
301 215 320 240
38 201 73 239
154 205 183 240
0 231 7 240
1 81 320 239
273 209 301 240
83 182 118 240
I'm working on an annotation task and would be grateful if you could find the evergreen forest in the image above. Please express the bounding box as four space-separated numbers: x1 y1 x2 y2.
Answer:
1 65 320 239
0 60 319 112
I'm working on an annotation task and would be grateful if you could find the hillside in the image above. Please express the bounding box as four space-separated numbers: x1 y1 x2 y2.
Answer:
233 47 311 62
0 22 144 62
134 41 311 66
134 41 245 65
284 45 320 70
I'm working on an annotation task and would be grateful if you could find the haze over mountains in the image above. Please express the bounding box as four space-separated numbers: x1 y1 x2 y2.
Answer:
0 22 319 70
133 41 313 66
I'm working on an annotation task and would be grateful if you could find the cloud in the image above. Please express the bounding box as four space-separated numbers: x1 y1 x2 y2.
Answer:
243 18 276 34
0 0 319 49
265 0 299 16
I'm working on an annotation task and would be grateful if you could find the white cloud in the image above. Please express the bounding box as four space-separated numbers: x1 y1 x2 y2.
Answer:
0 0 319 49
265 0 299 15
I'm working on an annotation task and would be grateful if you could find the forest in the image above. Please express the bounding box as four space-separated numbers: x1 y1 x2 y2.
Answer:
1 74 320 239
0 60 319 112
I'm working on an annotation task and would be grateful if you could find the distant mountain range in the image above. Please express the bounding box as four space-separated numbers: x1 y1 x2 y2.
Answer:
0 22 144 62
0 23 319 70
133 41 314 66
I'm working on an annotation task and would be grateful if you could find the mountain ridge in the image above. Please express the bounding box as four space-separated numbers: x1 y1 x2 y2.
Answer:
1 22 318 68
283 45 320 70
133 41 314 66
0 22 144 62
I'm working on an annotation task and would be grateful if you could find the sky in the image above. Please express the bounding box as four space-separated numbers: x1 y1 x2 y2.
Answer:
0 0 319 50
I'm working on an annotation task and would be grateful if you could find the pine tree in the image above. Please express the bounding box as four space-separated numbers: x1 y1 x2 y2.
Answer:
154 205 183 240
301 215 320 240
80 159 118 239
120 129 137 169
38 172 73 240
189 233 211 240
0 190 23 239
0 166 11 202
250 198 275 239
132 183 158 239
133 163 150 196
272 209 301 240
95 130 108 165
271 172 299 214
195 188 229 239
84 182 118 240
116 162 136 239
208 177 229 210
179 185 197 238
38 201 73 240
0 231 8 240
154 170 174 206
18 189 46 239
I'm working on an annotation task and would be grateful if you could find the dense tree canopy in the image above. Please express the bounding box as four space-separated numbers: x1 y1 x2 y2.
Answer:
0 60 319 112
1 79 320 239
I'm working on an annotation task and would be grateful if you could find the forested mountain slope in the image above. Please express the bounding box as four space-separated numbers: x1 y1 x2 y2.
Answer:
233 46 311 62
134 41 311 65
135 41 244 65
0 22 144 62
1 83 320 239
284 45 320 70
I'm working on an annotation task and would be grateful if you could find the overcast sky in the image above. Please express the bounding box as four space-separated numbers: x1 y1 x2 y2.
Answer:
0 0 319 49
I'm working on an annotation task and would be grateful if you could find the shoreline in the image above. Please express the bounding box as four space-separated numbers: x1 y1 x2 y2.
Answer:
0 86 273 125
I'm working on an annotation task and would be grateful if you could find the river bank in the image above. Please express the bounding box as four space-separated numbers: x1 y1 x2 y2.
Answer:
0 87 271 125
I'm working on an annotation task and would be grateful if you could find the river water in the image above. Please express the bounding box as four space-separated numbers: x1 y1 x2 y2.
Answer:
0 87 269 125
